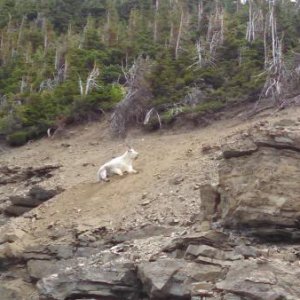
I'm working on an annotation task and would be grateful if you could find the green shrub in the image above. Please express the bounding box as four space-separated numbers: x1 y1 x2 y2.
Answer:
6 131 28 147
183 100 225 114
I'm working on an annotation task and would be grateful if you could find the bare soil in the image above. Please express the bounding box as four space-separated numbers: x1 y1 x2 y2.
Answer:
1 107 299 245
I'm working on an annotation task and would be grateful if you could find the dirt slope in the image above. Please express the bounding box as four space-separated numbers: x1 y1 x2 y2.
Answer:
1 107 300 244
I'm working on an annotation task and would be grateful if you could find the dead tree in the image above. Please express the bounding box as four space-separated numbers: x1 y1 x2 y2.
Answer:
20 76 27 93
78 63 101 97
175 8 184 59
110 56 153 137
197 0 203 30
17 15 26 49
153 0 160 42
252 0 298 113
39 66 65 92
246 0 264 43
189 1 224 69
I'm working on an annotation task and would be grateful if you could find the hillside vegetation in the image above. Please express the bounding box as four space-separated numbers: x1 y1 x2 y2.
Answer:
0 0 300 145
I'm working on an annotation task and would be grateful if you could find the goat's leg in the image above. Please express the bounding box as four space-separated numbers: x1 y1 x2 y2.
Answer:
126 165 138 174
113 168 124 176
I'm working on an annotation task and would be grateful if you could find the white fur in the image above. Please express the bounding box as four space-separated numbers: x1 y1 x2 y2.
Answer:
97 148 139 182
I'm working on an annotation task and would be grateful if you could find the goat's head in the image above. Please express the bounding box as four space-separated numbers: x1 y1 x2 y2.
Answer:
126 147 139 160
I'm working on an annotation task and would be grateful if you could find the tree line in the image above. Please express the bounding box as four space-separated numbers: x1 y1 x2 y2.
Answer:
0 0 299 144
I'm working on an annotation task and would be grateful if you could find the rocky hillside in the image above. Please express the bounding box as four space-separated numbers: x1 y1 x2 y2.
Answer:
0 106 300 299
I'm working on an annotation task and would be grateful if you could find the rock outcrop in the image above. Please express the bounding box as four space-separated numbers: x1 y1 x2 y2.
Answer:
201 119 300 241
37 256 142 300
217 259 300 300
3 186 63 217
0 165 61 185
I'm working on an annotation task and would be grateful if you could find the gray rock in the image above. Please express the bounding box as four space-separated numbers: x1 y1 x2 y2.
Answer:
27 260 67 280
216 260 300 300
9 195 41 208
28 186 59 201
0 279 37 300
138 258 185 298
4 205 31 216
234 245 258 258
221 137 258 159
37 258 141 300
185 244 221 259
163 231 229 253
47 244 74 259
4 186 62 217
222 251 243 261
169 174 185 185
223 293 243 300
273 119 297 127
22 245 52 261
217 121 300 231
195 256 231 267
138 258 223 299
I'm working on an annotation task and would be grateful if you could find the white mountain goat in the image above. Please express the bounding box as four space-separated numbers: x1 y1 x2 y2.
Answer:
97 147 139 182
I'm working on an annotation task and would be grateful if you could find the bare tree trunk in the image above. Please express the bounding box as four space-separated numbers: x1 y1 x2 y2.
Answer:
256 0 288 108
78 77 83 96
169 21 174 47
78 64 100 97
246 0 254 42
7 13 12 33
0 32 4 51
42 18 48 55
20 76 26 93
270 3 277 67
207 13 213 42
106 10 110 45
25 46 31 63
175 8 184 59
153 0 159 42
220 8 224 43
263 16 268 68
17 15 26 48
236 0 241 13
63 58 68 81
43 32 48 55
197 0 203 30
54 48 59 70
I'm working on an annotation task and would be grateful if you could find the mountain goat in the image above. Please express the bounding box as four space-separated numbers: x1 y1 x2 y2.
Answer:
97 147 139 182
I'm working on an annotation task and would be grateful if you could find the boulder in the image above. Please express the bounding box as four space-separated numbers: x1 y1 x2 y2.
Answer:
163 231 229 253
37 258 141 300
185 245 222 259
222 293 242 300
0 164 61 185
234 245 258 259
216 260 300 300
27 260 69 280
138 258 223 299
4 186 62 217
221 136 258 159
28 186 59 201
4 205 31 217
217 121 300 233
0 279 37 300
